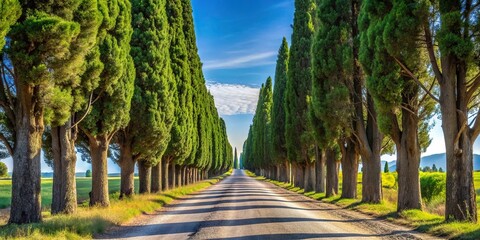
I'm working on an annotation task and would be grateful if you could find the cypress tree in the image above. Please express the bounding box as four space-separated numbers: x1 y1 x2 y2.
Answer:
162 0 194 188
45 0 102 215
384 162 389 173
272 37 289 183
118 0 175 197
2 0 99 223
81 0 135 207
359 0 434 211
285 0 316 189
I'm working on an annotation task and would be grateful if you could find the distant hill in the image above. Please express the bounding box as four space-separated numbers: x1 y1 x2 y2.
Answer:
381 153 480 172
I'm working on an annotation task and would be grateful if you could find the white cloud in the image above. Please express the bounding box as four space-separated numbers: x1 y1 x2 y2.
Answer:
203 51 276 70
207 82 260 115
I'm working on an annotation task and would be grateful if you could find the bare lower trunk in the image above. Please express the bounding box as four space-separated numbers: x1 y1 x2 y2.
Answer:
169 163 176 189
341 139 358 199
89 135 110 207
162 159 169 191
151 162 162 193
396 106 422 211
361 95 383 203
138 160 151 194
51 122 78 215
176 165 182 187
304 162 315 192
315 147 325 193
326 149 338 197
119 140 135 198
9 112 43 223
296 163 305 189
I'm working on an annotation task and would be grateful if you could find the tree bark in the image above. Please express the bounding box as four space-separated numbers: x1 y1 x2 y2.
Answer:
395 94 422 211
151 162 162 193
315 147 325 193
169 163 176 189
9 107 43 223
176 165 182 187
88 135 110 207
51 121 78 215
296 163 305 189
326 149 339 197
360 95 383 203
162 159 169 191
341 138 359 199
119 139 135 198
138 160 151 194
441 53 477 221
304 161 315 192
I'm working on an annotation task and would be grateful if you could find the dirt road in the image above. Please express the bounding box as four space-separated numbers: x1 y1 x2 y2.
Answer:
98 169 440 240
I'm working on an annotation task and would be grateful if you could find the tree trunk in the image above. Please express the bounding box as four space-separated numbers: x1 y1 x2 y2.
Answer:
176 165 182 187
88 135 110 207
296 163 305 189
162 159 169 191
151 162 162 193
326 149 338 197
9 110 43 223
396 99 422 211
360 95 383 203
315 147 325 193
119 139 135 198
303 162 315 192
169 163 176 189
51 121 78 215
441 56 477 221
341 138 358 199
138 160 151 194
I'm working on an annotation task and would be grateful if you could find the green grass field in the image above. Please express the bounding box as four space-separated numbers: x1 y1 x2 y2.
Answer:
0 177 140 209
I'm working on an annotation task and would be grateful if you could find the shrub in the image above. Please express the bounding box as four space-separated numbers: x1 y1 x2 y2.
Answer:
86 170 92 177
0 162 7 177
382 172 397 189
420 172 446 202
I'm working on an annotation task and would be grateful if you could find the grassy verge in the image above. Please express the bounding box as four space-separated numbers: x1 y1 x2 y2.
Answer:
0 170 231 240
245 170 480 240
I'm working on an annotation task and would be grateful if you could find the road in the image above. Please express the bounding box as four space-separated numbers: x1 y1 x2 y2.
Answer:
98 169 439 240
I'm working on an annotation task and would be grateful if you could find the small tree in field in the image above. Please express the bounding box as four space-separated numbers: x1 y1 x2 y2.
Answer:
85 170 92 178
0 162 7 177
384 162 390 173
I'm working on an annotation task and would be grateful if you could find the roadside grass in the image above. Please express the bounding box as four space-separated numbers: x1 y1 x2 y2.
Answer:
0 170 231 239
0 177 140 209
246 170 480 239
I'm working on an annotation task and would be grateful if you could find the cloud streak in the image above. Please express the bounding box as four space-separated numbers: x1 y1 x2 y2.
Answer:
207 82 260 115
203 51 276 70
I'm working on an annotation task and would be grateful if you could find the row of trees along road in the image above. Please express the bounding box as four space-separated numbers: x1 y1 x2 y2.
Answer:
243 0 480 223
0 0 233 224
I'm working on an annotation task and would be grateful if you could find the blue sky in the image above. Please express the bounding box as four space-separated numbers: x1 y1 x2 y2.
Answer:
3 0 478 173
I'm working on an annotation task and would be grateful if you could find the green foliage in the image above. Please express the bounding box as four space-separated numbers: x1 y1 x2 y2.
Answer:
85 170 91 178
285 0 316 163
0 0 21 51
384 162 389 173
271 38 289 165
0 161 7 177
126 0 175 165
420 173 446 202
310 0 353 148
81 0 135 138
163 0 194 166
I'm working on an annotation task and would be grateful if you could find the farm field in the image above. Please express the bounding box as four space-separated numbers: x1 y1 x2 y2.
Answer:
0 177 140 209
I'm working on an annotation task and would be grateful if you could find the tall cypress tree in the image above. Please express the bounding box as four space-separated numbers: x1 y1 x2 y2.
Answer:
285 0 316 189
45 0 102 215
272 37 289 182
2 0 100 223
81 0 135 207
162 0 194 188
234 147 238 169
118 0 174 197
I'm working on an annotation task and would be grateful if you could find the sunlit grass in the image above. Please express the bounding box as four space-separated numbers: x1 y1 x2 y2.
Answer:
247 170 480 239
0 170 231 239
